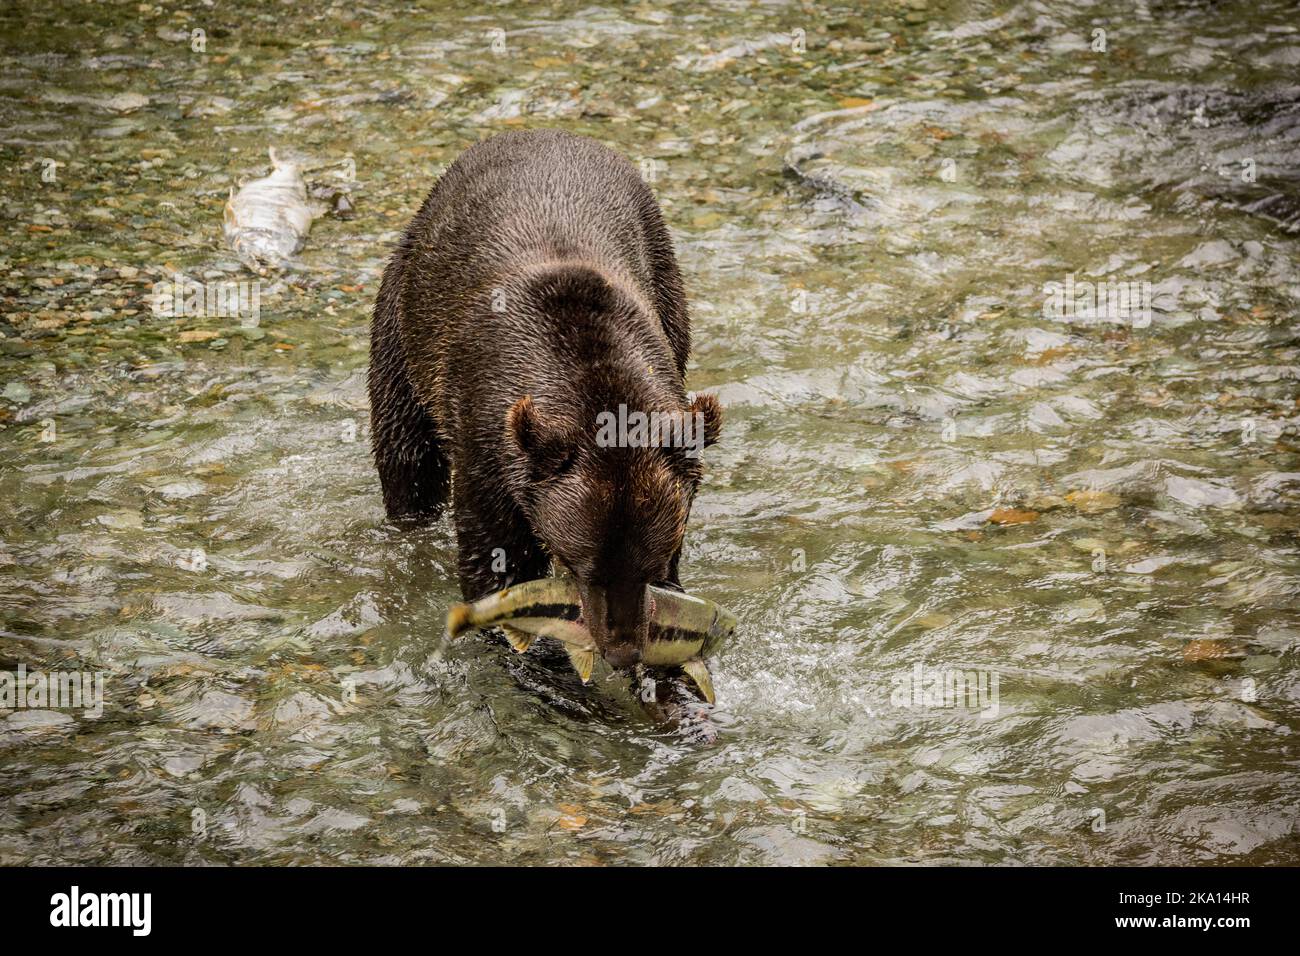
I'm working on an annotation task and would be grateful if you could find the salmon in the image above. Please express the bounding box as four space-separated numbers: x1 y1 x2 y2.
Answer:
445 577 734 703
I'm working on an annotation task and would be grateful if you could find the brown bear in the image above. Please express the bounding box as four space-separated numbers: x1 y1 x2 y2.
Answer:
368 129 721 672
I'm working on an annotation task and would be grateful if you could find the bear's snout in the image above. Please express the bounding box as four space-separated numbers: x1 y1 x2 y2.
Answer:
578 580 648 671
603 644 641 670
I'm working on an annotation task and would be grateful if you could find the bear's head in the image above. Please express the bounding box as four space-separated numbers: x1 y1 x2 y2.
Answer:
504 389 721 669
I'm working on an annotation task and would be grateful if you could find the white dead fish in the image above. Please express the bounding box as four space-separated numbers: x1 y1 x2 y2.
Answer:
223 148 323 268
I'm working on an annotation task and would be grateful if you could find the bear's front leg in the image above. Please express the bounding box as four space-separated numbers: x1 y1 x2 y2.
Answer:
451 473 550 600
634 666 718 743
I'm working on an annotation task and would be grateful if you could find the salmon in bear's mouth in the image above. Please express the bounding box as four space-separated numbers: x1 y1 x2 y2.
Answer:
444 577 735 703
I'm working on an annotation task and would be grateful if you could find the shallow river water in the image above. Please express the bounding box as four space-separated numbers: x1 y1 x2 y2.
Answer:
1 0 1299 865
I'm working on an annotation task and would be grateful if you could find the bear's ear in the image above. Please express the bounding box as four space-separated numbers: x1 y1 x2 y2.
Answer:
506 395 574 478
506 395 545 458
689 393 723 448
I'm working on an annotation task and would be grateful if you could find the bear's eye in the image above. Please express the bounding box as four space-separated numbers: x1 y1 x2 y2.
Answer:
549 447 578 478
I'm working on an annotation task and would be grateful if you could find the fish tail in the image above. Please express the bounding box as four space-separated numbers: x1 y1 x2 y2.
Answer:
446 603 473 639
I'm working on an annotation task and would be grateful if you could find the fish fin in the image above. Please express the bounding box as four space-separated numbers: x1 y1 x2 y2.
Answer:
566 645 595 683
530 619 594 650
680 658 716 705
268 145 280 168
445 603 473 639
501 625 534 654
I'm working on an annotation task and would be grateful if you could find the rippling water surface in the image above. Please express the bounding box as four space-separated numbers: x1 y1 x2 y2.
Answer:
2 0 1299 865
